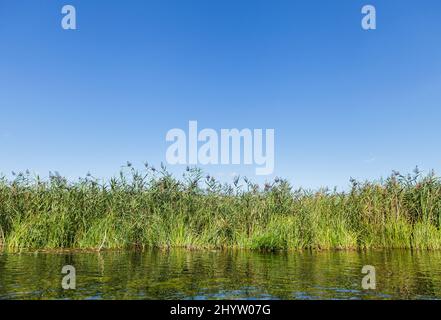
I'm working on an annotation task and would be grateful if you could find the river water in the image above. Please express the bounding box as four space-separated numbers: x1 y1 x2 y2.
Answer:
1 249 440 299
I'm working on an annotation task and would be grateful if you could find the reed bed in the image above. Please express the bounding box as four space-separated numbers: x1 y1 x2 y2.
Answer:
1 164 441 252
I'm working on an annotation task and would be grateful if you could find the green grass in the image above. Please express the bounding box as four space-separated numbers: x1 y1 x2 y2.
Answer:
1 165 441 252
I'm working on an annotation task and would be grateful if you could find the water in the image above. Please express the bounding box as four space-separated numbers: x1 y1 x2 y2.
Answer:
1 249 441 300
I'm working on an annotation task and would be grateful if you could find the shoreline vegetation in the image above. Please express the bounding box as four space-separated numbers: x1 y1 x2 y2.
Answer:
1 164 441 252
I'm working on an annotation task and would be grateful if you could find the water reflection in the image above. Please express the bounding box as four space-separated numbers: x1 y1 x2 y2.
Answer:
1 249 441 299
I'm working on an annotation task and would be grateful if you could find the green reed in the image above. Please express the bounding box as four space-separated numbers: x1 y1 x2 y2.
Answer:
1 164 440 252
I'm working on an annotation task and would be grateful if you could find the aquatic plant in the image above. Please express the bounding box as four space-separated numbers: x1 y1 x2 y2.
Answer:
0 165 441 251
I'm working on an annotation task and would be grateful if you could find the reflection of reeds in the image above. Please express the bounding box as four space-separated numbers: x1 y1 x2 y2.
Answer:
1 166 441 251
2 250 441 299
0 225 4 248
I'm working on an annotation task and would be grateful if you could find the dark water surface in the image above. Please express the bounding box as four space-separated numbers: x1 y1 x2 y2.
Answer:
1 249 441 299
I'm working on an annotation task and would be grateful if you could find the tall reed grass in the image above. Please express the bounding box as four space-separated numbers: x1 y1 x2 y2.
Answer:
1 164 440 252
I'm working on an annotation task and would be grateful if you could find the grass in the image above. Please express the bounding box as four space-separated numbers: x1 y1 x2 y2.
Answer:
1 164 441 252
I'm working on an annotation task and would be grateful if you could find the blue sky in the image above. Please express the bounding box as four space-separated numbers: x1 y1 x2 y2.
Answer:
1 0 441 189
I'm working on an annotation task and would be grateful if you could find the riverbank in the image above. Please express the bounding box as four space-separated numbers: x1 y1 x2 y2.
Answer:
1 166 441 252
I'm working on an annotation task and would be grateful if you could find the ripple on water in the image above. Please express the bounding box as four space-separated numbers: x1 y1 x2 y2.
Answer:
1 249 441 299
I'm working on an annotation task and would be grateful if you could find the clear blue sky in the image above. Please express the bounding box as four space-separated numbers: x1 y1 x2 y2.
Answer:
1 0 441 189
